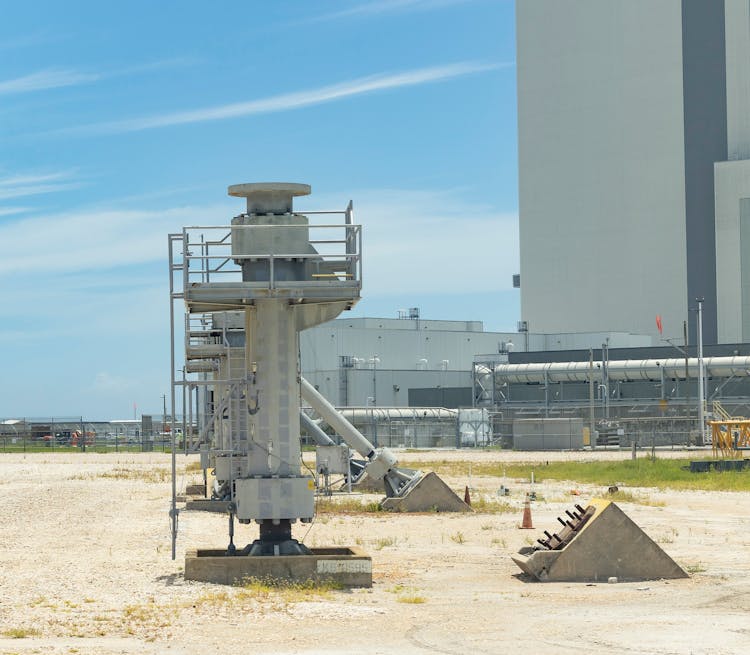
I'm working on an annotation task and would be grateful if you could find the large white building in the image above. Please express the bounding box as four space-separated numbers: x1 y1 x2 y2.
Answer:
300 315 651 407
517 0 750 345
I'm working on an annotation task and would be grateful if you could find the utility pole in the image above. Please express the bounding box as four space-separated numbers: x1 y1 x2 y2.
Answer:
696 299 705 445
162 394 167 433
589 348 595 447
601 341 610 420
683 320 690 436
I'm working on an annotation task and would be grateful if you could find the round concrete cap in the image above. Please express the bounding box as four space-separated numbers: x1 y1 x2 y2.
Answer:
228 182 311 198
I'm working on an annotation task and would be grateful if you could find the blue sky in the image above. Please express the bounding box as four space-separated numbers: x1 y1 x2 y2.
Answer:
0 0 518 418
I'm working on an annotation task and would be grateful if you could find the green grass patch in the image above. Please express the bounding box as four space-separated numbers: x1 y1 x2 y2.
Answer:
404 457 750 492
316 497 383 514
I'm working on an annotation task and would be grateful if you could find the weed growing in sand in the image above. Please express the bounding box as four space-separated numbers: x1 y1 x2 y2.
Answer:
71 467 170 483
185 460 202 472
122 602 174 628
240 577 342 603
195 577 342 608
656 527 679 544
471 497 515 514
388 584 426 604
374 536 397 550
28 595 51 608
450 531 466 544
685 563 707 574
2 627 41 639
605 489 665 507
491 537 507 548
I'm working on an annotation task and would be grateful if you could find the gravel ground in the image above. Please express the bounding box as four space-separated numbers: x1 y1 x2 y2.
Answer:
1 450 748 655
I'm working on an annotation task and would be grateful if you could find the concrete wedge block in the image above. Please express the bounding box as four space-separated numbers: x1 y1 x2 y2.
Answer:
512 499 688 582
380 471 472 512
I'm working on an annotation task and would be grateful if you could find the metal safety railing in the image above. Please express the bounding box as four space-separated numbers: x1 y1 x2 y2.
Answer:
176 222 362 289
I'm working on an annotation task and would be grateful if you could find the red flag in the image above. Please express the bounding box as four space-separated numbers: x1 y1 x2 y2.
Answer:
656 315 663 335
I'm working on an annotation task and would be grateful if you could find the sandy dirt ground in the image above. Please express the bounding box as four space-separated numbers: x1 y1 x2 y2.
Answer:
1 450 749 655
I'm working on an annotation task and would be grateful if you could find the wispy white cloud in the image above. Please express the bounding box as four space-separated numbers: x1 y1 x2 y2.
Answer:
291 187 518 295
0 188 515 415
0 187 516 296
0 171 75 187
112 57 199 76
0 203 229 276
51 61 505 137
0 170 81 201
312 0 471 22
0 69 100 96
0 58 195 98
0 206 31 217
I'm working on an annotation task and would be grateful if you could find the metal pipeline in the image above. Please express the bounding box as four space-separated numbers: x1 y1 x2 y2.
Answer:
299 411 336 447
492 355 750 384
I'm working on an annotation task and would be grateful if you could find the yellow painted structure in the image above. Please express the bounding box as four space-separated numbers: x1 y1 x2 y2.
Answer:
708 419 750 458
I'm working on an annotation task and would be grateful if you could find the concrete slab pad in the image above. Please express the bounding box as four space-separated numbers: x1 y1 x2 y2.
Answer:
184 546 372 587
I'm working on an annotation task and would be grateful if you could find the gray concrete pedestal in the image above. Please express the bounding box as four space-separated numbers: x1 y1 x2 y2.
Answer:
184 547 372 587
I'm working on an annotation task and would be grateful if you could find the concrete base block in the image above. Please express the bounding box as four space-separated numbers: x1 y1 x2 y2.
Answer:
184 547 372 587
381 471 472 512
184 499 231 513
185 483 206 496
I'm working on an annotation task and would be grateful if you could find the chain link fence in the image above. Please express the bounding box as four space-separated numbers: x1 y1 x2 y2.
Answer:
0 417 180 453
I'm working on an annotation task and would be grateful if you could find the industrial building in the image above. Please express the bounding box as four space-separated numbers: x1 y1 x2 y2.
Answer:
299 312 652 407
475 342 750 447
516 0 750 345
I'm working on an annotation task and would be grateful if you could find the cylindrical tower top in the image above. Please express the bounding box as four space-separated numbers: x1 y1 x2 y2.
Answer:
228 182 311 214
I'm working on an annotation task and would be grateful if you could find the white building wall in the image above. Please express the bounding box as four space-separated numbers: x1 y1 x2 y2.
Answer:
300 316 654 407
725 0 750 161
517 0 688 341
302 369 471 408
300 320 509 373
715 161 750 342
715 1 750 343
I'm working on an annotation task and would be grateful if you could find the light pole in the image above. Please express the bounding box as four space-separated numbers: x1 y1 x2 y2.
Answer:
589 349 595 447
369 355 380 407
162 393 167 435
598 384 608 419
696 298 706 445
600 341 610 420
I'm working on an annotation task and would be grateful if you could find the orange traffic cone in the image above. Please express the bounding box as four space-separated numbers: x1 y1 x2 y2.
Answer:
519 494 534 529
464 485 471 507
